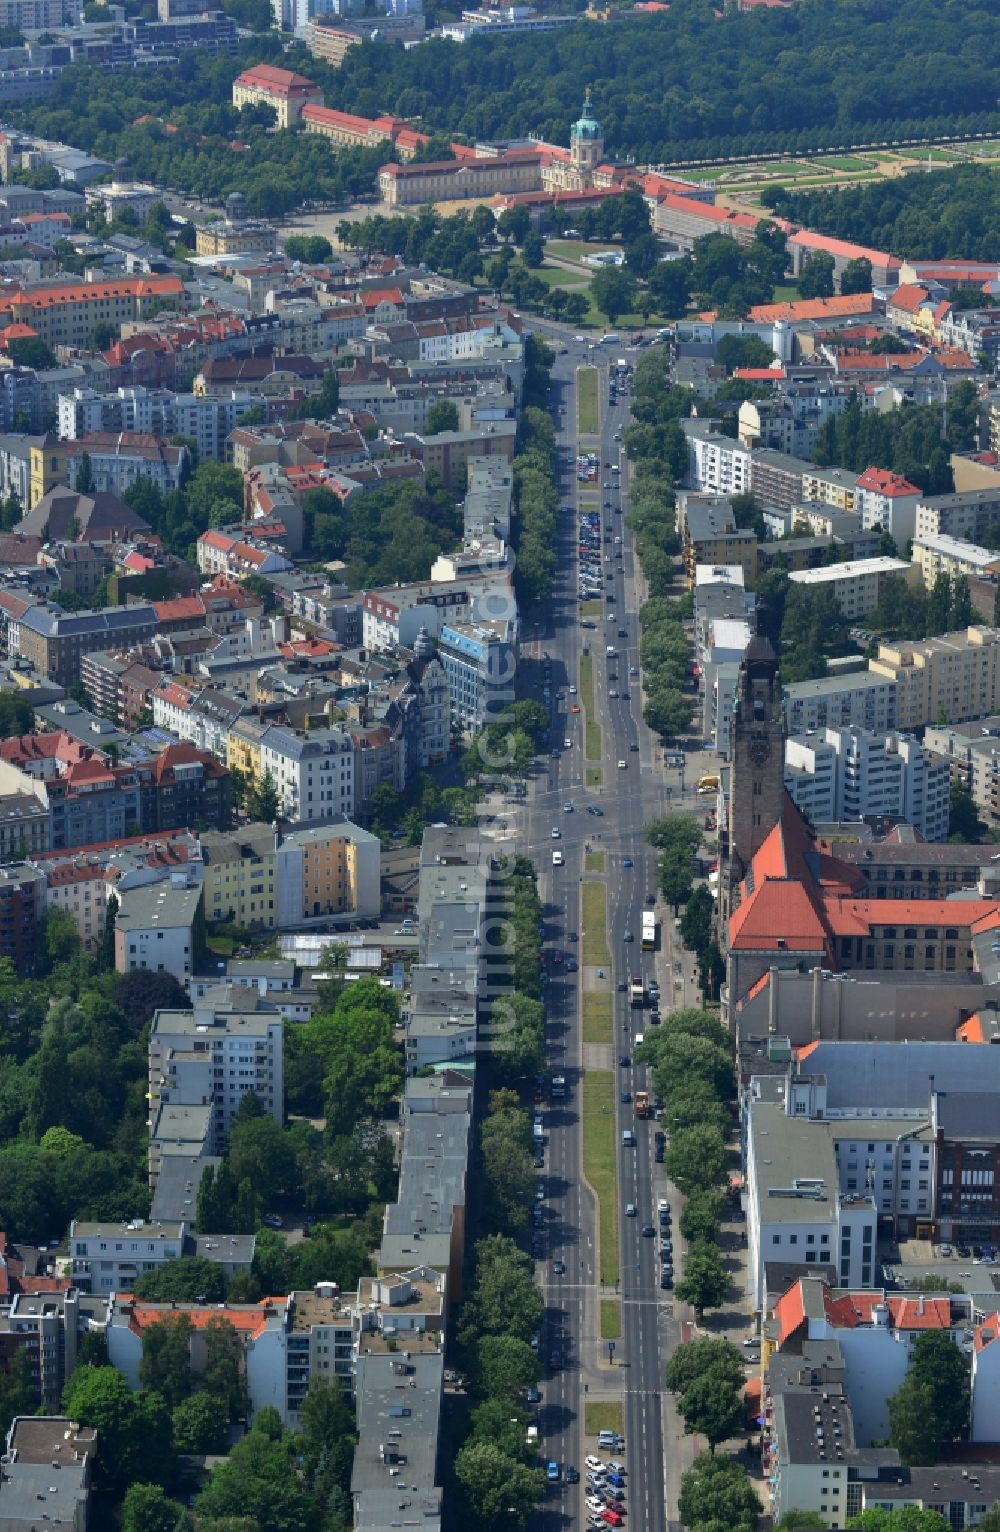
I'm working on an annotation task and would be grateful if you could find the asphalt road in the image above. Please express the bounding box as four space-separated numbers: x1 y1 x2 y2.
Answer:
512 333 698 1531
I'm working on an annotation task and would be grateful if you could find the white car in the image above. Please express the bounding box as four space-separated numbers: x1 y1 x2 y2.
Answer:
586 1498 605 1514
585 1457 604 1472
625 1203 636 1217
564 737 572 748
551 827 561 838
569 685 578 694
617 759 627 769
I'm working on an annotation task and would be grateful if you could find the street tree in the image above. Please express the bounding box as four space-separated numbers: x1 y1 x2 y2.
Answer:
454 1440 546 1530
472 1335 541 1400
679 1189 727 1245
646 814 702 855
678 1452 761 1532
672 1368 746 1452
665 1127 729 1197
658 845 694 912
665 1337 745 1395
679 883 714 956
674 1241 730 1317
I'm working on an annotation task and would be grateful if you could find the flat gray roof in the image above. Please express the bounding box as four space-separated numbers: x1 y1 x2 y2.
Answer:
800 1041 1000 1110
351 1352 443 1495
749 1101 839 1225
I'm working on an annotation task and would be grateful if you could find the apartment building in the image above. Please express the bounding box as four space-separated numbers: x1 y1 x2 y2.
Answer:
13 602 157 687
252 724 355 824
403 420 517 492
870 626 1000 730
69 1219 253 1296
151 682 245 761
913 532 1000 589
114 879 203 980
683 502 757 588
750 448 815 512
231 63 322 128
800 464 859 513
915 488 1000 544
745 1092 877 1314
148 992 284 1150
855 466 922 543
199 817 379 929
0 862 45 973
784 726 950 840
58 386 256 462
59 432 188 499
196 529 293 579
0 1417 95 1532
437 621 514 735
786 557 917 620
0 274 183 349
685 427 752 498
1 1289 109 1411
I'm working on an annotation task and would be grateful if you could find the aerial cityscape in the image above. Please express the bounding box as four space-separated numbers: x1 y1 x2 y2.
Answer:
0 1 1000 1530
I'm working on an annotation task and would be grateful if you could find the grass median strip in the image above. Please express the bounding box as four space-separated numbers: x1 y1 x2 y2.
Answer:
585 1401 625 1437
585 850 605 873
583 1069 618 1288
583 990 613 1044
579 650 602 761
586 767 602 787
577 366 599 436
600 1299 621 1341
582 881 610 968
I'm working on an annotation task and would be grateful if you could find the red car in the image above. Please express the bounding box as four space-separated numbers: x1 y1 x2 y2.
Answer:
602 1512 624 1527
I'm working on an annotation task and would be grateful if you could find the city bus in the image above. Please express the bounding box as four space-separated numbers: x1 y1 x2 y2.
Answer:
641 911 658 951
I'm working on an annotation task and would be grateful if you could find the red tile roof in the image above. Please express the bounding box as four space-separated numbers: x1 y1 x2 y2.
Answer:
856 466 920 497
774 1280 808 1346
889 284 931 313
748 293 878 323
790 229 901 269
234 63 318 95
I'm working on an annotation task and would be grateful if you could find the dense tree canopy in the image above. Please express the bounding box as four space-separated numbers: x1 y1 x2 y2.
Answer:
769 164 1000 263
327 0 1000 166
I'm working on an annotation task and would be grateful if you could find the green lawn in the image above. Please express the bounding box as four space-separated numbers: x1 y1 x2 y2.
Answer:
535 264 590 289
586 767 603 787
585 1400 625 1436
582 1069 619 1287
582 881 610 968
579 599 602 616
586 717 602 760
580 649 595 707
815 154 874 170
583 991 613 1045
585 851 605 873
548 238 621 263
600 1299 621 1340
577 366 599 436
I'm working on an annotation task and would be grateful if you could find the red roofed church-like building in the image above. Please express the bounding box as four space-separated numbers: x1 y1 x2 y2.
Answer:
232 64 323 129
720 635 1000 1016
